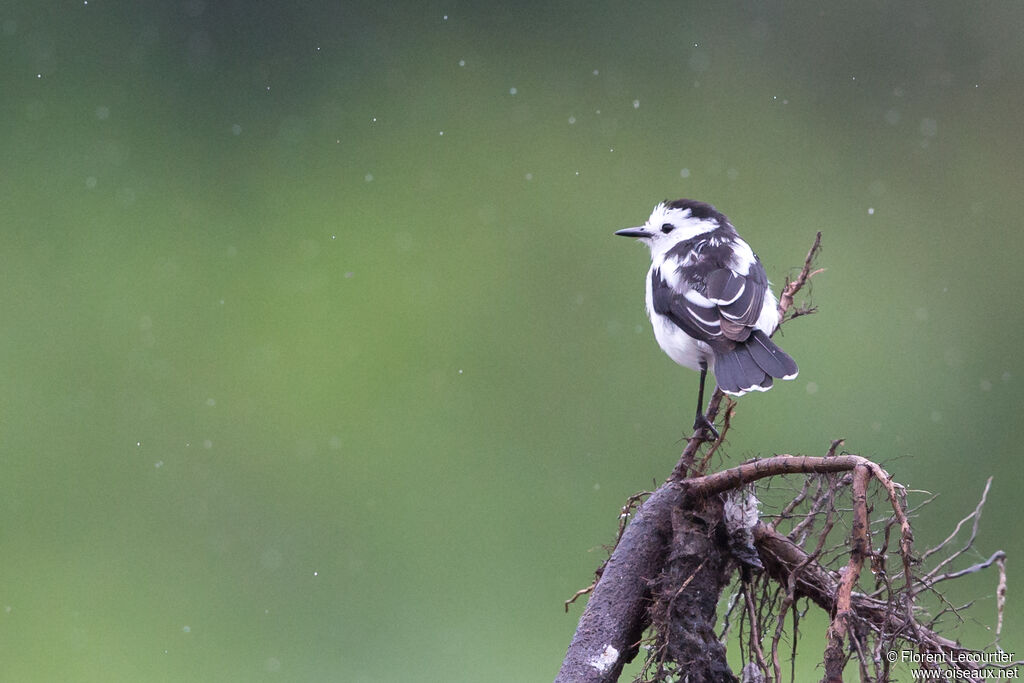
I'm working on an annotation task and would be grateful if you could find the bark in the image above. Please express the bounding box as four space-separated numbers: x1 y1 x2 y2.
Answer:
555 483 684 683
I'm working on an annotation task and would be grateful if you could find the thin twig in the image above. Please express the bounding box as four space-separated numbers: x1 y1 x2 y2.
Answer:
777 231 823 320
921 477 992 569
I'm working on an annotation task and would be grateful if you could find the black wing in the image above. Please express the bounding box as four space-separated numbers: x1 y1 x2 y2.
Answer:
650 259 769 348
650 254 798 392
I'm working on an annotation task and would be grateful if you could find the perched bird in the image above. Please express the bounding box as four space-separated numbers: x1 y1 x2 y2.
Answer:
615 199 798 437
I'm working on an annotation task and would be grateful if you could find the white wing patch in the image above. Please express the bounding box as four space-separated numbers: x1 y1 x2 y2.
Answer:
727 239 756 276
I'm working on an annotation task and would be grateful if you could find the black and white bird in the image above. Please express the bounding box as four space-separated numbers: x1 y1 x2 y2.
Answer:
615 199 798 437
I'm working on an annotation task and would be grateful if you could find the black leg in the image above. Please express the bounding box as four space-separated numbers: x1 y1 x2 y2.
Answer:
692 362 719 439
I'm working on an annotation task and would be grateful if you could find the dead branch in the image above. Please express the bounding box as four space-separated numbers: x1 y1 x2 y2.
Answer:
823 465 871 682
555 483 685 682
777 231 823 320
558 233 1012 682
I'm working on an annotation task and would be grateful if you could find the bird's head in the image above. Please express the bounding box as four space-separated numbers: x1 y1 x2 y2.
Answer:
615 199 731 255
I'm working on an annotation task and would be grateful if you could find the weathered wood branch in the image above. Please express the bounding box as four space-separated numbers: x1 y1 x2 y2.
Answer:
555 483 685 682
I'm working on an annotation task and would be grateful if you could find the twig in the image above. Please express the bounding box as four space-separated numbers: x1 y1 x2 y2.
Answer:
742 579 771 680
995 554 1007 648
924 550 1006 585
671 390 725 479
694 398 736 475
777 231 823 320
921 478 992 571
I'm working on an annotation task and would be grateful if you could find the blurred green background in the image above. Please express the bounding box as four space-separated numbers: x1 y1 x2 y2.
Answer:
2 1 1022 680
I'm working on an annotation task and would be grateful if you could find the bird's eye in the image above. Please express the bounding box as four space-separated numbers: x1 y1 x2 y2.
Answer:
661 223 675 234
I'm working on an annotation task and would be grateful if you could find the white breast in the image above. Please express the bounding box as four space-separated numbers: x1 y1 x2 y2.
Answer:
643 265 714 372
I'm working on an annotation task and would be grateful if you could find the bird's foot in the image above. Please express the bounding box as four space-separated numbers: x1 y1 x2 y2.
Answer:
692 413 720 441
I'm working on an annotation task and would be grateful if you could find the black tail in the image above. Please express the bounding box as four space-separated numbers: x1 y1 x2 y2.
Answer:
713 330 798 396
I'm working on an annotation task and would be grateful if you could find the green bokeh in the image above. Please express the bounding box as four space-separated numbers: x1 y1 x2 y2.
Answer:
1 2 1022 680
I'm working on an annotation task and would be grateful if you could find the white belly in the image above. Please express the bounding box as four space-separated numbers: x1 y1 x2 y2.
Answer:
649 312 714 371
644 268 714 372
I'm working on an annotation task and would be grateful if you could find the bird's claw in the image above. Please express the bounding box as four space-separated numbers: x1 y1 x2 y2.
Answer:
692 413 719 441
